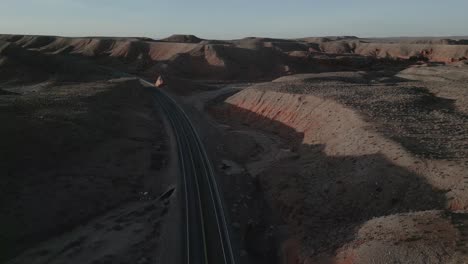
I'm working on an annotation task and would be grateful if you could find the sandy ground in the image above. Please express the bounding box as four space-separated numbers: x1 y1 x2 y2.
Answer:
7 188 175 264
0 78 178 263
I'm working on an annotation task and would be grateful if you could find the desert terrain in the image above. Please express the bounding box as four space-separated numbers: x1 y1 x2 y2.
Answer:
1 34 468 264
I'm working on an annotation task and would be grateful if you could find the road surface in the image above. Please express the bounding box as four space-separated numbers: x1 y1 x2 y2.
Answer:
150 83 237 264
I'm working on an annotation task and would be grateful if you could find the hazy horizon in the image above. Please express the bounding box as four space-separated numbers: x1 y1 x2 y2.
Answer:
2 32 468 41
1 0 467 40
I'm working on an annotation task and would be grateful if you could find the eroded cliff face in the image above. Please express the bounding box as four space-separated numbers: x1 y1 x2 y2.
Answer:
2 34 468 85
318 41 468 63
209 83 467 263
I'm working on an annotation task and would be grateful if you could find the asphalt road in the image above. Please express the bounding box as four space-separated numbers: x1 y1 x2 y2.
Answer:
152 86 237 264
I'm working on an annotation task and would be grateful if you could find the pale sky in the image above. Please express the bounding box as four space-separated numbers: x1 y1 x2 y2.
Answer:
1 0 467 39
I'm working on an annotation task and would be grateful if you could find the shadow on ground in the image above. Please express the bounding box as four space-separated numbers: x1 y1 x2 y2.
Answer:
209 99 446 260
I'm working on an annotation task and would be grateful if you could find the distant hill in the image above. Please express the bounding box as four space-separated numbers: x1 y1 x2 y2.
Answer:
160 34 203 43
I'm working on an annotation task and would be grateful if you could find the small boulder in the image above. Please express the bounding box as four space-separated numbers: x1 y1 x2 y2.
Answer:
155 75 166 87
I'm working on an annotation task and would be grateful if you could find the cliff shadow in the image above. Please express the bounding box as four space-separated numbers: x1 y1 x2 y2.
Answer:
208 101 446 259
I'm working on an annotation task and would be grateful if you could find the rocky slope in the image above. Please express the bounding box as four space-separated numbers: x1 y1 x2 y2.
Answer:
209 71 468 263
2 34 468 84
0 40 116 84
0 36 178 263
0 78 173 262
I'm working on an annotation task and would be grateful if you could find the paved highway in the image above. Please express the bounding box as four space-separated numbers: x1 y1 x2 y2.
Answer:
151 84 237 264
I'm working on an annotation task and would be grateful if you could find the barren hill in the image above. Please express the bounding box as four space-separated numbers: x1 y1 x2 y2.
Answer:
160 34 204 43
2 34 468 86
208 69 468 263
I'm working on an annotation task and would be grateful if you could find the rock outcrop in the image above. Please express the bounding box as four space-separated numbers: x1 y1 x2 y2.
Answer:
209 74 468 263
